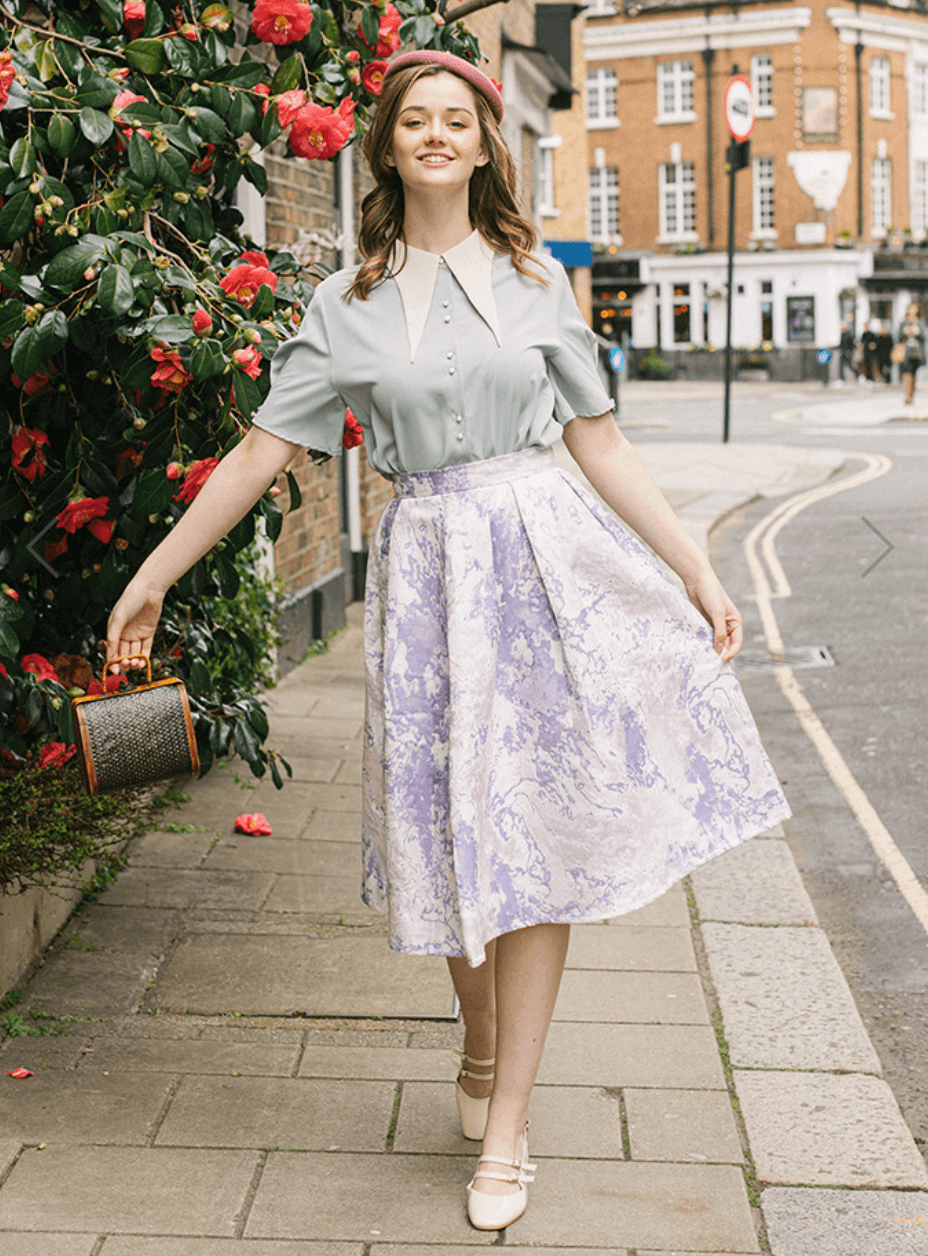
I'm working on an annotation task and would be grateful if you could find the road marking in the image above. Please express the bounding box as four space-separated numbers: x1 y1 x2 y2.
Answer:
860 516 895 576
742 453 928 938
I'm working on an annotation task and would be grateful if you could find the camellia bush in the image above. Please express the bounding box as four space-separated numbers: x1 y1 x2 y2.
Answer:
0 0 485 808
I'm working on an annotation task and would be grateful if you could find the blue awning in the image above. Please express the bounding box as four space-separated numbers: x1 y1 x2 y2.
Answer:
544 240 594 268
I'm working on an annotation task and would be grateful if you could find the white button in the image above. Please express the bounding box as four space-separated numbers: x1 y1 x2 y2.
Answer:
455 415 463 424
442 300 450 308
446 351 454 359
443 315 451 323
456 433 464 441
448 367 456 375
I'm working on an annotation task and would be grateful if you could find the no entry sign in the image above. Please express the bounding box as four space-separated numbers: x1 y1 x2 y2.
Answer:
725 75 755 141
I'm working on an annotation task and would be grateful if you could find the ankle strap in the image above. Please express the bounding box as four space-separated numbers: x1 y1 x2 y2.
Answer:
473 1153 536 1185
454 1048 495 1067
453 1048 496 1079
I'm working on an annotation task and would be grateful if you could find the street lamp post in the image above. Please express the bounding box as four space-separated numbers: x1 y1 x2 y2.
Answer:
722 71 755 443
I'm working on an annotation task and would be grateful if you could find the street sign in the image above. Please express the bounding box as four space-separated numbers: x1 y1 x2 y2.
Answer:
816 349 832 365
725 75 755 141
609 346 625 373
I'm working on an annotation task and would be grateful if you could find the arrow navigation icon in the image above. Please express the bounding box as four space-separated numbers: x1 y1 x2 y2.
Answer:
861 517 894 577
25 516 63 578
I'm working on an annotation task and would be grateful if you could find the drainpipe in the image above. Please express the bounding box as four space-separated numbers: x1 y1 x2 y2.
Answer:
703 44 716 249
855 38 864 239
337 146 365 602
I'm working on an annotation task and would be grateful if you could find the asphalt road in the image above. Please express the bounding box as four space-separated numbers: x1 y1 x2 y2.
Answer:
623 378 928 1161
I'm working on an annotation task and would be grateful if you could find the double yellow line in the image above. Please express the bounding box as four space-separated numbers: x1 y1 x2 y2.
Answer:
743 452 928 935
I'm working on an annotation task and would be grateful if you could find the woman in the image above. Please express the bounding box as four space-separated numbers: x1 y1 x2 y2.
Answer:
105 52 790 1231
897 301 927 405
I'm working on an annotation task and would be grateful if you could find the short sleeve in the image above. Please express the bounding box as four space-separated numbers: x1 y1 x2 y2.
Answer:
250 283 346 457
544 260 614 423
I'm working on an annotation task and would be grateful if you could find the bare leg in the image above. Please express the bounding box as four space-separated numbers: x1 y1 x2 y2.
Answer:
473 921 570 1196
903 371 915 404
447 939 497 1099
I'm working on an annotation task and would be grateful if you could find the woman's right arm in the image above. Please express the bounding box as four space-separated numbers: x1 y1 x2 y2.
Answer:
104 426 303 672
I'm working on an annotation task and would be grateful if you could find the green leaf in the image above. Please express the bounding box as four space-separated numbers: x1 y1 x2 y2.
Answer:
213 550 240 599
285 468 302 512
115 230 154 251
47 114 77 156
41 178 76 212
54 38 84 82
414 14 435 45
145 314 196 342
270 55 303 96
249 282 275 320
0 192 37 246
9 139 37 179
245 702 269 738
242 155 267 195
124 38 165 75
189 337 226 379
134 467 173 516
45 236 108 289
157 148 189 189
361 5 380 47
227 92 256 137
94 0 123 32
227 511 256 551
181 199 212 241
0 259 22 289
34 40 59 81
0 620 20 659
260 495 283 542
186 106 226 145
127 132 158 186
159 122 199 157
233 716 260 761
218 61 266 88
260 107 282 149
76 68 120 110
94 205 116 235
96 263 135 316
79 106 115 146
210 84 231 115
232 369 262 418
0 299 25 339
164 35 202 79
11 310 67 379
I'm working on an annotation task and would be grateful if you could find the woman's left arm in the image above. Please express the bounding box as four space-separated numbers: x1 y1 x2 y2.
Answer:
562 412 743 661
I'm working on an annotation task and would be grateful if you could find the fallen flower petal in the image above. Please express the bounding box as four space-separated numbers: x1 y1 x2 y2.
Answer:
8 1068 34 1079
234 813 274 836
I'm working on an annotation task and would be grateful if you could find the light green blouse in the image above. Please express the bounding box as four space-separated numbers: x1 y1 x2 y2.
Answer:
251 230 614 476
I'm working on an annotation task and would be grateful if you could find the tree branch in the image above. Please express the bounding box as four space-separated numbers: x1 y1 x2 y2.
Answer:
443 0 510 22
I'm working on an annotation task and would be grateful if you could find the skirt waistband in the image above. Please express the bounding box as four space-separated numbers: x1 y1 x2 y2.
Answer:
392 447 556 499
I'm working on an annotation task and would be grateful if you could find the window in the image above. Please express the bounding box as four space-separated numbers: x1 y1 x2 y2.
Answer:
914 160 928 238
752 157 775 235
786 296 815 343
870 56 892 116
871 156 892 236
589 165 620 240
751 53 774 115
537 135 560 217
585 0 616 15
673 284 691 344
914 63 928 115
659 160 696 238
657 61 695 122
586 68 618 128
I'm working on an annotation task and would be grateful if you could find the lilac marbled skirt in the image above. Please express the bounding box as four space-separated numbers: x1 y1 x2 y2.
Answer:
361 446 791 966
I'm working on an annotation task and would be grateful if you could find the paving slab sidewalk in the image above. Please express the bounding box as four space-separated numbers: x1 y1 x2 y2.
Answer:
1 440 925 1255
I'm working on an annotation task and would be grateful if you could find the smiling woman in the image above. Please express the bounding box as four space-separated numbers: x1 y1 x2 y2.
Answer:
105 49 790 1235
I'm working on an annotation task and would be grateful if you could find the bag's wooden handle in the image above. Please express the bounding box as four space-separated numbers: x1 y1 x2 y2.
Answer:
103 653 152 684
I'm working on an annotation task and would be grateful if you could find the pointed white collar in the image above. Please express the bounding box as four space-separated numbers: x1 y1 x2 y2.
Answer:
388 230 502 362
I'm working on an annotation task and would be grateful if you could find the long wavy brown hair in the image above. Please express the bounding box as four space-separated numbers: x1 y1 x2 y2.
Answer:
345 63 547 300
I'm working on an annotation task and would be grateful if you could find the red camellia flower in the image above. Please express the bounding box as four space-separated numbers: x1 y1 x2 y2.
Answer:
359 3 401 58
0 663 8 681
87 517 116 544
115 446 143 478
289 96 355 161
0 50 15 113
4 587 19 600
58 496 110 534
86 672 127 694
110 90 148 141
276 88 306 127
219 257 278 308
44 535 68 565
150 344 193 392
38 742 78 770
174 456 219 505
11 427 49 481
251 0 313 45
123 0 145 37
235 812 274 835
11 367 56 398
343 409 364 450
232 346 262 380
191 143 215 174
21 654 60 684
192 308 213 335
361 60 388 96
165 461 183 480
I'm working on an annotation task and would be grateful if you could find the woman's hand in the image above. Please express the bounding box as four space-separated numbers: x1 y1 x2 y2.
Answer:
103 582 165 674
683 568 743 662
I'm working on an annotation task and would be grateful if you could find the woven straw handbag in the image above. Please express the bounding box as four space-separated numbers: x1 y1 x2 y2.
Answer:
71 654 199 795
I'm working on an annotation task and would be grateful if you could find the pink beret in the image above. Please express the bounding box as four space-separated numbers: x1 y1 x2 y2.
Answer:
382 50 504 121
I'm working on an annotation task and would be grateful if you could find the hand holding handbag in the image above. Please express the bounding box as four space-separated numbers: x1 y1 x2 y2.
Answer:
71 654 199 795
891 343 907 365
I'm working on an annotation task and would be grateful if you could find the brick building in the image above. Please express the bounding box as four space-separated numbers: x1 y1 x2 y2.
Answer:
559 0 928 373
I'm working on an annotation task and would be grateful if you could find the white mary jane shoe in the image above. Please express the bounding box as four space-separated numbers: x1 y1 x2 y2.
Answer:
466 1123 536 1231
453 1049 495 1141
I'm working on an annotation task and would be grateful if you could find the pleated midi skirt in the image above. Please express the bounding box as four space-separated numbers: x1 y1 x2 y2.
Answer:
361 446 791 966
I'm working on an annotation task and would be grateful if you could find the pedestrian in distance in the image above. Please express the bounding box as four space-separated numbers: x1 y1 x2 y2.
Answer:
104 51 791 1233
862 319 883 384
896 301 927 405
876 322 894 384
837 320 857 384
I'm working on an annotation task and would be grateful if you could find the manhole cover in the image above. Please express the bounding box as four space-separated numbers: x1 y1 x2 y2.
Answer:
734 645 835 671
